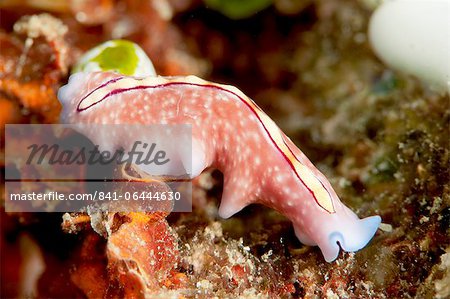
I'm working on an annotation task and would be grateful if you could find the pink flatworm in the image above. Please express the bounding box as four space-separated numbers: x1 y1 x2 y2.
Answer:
58 71 381 262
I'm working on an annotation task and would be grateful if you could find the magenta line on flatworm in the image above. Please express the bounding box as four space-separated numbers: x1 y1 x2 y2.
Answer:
76 76 126 111
78 81 334 213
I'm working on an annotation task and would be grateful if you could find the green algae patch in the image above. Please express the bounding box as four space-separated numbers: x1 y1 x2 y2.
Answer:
91 40 139 75
204 0 272 19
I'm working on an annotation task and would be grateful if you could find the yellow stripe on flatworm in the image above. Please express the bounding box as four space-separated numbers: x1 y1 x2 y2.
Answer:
79 75 335 213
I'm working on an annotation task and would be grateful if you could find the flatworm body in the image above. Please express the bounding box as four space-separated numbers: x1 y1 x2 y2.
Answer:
58 71 381 262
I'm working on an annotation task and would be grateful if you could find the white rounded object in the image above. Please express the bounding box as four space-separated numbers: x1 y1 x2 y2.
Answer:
72 39 156 77
369 0 450 93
